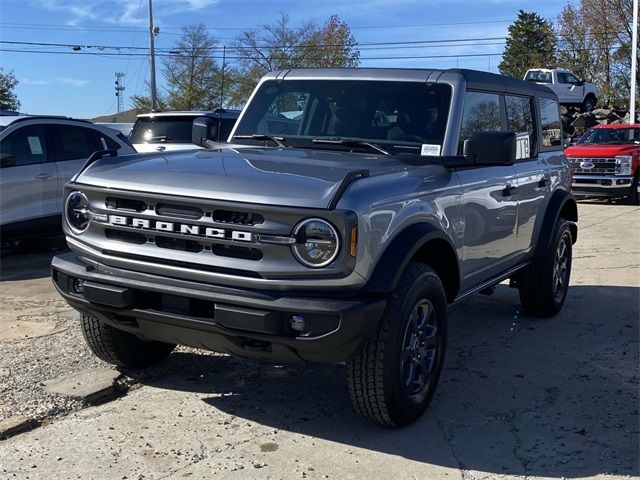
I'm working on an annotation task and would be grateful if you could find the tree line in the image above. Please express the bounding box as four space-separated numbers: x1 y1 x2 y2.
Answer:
131 13 359 111
499 0 637 108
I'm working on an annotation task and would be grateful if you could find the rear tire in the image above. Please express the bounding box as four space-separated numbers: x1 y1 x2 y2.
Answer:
80 314 176 368
582 95 596 112
347 262 447 427
518 220 573 318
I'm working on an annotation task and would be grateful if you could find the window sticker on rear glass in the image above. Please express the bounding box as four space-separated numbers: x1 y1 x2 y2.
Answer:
420 144 441 156
27 136 43 155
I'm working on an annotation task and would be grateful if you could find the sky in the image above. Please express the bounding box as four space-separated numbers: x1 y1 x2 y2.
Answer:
0 0 568 118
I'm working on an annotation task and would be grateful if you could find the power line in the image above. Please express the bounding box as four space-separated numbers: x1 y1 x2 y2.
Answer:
0 45 623 61
0 19 517 31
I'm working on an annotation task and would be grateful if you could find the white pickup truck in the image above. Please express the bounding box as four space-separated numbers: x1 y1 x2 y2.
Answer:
524 68 599 112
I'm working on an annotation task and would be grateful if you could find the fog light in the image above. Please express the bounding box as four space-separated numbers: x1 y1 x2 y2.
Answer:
289 315 306 332
73 278 85 294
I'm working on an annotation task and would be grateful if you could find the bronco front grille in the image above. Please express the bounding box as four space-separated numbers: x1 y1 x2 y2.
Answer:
570 157 617 175
69 186 353 283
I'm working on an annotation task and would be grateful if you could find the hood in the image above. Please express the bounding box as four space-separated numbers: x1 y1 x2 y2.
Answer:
75 147 417 209
565 143 639 158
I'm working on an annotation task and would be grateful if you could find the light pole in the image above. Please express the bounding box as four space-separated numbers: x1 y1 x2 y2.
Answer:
631 0 638 123
148 0 158 111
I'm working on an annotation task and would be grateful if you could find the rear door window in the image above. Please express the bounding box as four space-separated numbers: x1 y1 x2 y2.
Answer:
0 125 48 167
525 71 552 83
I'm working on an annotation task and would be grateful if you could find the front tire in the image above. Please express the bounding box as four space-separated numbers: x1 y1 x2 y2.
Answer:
628 173 640 205
80 314 176 368
347 263 447 427
518 220 573 317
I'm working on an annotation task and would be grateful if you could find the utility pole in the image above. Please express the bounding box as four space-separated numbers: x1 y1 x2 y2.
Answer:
148 0 158 111
631 0 638 122
220 45 226 108
114 72 125 114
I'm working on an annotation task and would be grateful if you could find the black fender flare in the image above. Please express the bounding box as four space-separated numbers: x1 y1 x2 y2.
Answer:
363 223 459 296
533 189 578 259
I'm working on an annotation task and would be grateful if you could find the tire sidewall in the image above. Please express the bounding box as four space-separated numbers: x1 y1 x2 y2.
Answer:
546 221 573 309
582 96 595 112
383 268 447 425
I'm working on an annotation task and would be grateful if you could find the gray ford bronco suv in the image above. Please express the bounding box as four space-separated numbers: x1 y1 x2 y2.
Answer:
52 68 577 427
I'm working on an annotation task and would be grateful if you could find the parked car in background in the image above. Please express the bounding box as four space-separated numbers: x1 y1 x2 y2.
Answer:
524 68 599 112
565 124 640 204
0 116 136 240
129 108 241 153
95 122 134 136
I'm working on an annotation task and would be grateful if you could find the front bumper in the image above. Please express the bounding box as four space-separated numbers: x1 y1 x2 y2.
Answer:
51 253 386 364
571 175 634 198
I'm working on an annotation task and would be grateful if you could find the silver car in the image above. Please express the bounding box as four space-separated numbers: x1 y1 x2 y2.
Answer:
0 116 136 240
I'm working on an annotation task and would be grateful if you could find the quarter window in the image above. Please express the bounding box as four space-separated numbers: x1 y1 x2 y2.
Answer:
458 92 502 154
0 125 47 167
539 98 562 148
505 96 535 159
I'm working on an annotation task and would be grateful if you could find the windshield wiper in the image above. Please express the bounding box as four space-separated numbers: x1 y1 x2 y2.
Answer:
312 137 390 155
233 134 287 148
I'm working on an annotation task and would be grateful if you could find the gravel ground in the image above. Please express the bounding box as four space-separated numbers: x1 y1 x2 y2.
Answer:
0 202 638 480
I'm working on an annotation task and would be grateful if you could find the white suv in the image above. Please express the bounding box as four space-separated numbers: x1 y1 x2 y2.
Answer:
524 68 599 112
0 116 136 240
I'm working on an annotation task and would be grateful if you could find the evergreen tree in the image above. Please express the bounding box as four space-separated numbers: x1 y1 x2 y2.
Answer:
499 10 556 79
0 68 20 111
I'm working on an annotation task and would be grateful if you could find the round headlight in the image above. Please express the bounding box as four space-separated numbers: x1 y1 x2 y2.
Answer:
65 191 91 234
292 218 340 268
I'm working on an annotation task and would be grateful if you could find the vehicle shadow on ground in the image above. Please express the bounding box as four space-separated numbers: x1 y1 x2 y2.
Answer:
0 236 67 281
131 283 639 478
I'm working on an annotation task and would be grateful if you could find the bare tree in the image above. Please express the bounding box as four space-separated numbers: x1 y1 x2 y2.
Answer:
229 13 360 107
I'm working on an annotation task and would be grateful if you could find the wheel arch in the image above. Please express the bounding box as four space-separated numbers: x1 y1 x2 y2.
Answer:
534 189 578 259
363 223 460 303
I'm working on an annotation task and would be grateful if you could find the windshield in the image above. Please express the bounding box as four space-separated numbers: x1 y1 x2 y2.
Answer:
525 70 552 83
233 80 452 156
578 127 640 145
129 116 195 144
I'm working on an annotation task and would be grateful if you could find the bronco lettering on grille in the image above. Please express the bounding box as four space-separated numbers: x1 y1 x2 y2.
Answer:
107 215 253 242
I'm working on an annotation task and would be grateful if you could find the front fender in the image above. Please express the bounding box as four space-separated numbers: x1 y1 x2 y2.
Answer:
363 223 457 294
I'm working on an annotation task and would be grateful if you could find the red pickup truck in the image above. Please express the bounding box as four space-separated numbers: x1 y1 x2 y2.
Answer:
565 124 640 204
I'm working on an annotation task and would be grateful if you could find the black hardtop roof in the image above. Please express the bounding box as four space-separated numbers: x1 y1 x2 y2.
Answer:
263 67 555 98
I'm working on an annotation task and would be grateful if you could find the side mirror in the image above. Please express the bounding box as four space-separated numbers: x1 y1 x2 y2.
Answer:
463 132 516 166
192 117 218 147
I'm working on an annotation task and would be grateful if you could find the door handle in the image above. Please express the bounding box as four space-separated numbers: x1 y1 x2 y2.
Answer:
538 176 551 188
502 184 518 197
35 173 53 180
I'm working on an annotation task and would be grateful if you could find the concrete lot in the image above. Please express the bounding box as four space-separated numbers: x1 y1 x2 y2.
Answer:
0 202 638 480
